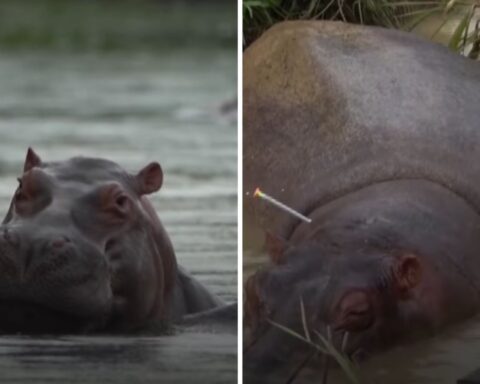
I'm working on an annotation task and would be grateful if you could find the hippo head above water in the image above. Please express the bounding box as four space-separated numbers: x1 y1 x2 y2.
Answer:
0 148 179 334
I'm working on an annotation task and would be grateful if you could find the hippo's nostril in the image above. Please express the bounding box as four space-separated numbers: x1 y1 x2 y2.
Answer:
105 239 115 253
351 348 369 363
50 236 70 249
105 239 122 257
1 228 20 248
51 240 64 249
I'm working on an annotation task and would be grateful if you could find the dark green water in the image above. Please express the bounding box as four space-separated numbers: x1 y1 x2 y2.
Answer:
0 0 236 51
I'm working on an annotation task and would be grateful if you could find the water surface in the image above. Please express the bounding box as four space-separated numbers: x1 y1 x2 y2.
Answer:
0 47 237 382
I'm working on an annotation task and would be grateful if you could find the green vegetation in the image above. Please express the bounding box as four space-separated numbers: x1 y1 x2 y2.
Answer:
0 0 236 51
269 298 363 384
243 0 480 58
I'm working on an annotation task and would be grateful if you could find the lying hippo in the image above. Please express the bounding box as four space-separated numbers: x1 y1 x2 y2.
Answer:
243 21 480 374
0 148 226 334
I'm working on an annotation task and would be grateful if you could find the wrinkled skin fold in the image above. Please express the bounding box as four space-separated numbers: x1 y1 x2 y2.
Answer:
0 148 223 334
243 21 480 377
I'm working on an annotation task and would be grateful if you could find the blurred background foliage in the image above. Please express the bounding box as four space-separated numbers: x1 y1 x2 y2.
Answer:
0 0 236 52
243 0 480 59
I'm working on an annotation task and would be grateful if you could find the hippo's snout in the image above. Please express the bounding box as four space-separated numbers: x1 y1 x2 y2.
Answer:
0 225 113 333
0 227 101 283
0 227 21 279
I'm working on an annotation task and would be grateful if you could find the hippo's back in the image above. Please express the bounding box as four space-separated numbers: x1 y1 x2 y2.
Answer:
244 21 480 238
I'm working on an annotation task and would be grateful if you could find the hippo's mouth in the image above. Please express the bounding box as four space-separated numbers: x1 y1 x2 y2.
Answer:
0 301 103 334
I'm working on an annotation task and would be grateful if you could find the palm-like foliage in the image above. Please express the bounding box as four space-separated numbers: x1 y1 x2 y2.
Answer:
243 0 480 58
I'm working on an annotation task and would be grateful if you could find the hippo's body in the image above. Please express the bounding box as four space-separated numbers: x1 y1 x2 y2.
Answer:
243 21 480 373
0 149 223 334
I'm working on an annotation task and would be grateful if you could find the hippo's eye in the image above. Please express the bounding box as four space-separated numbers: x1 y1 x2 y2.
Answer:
15 178 28 201
99 184 133 223
13 172 52 216
112 193 132 218
332 290 373 332
115 195 128 209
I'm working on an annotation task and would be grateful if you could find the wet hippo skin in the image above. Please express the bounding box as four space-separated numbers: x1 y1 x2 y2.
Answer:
243 21 480 374
0 148 224 334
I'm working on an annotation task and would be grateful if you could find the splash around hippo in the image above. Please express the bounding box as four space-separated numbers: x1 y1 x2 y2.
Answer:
243 20 480 377
0 148 224 334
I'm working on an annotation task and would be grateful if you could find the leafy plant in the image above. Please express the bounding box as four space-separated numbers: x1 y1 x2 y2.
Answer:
243 0 480 59
445 3 480 57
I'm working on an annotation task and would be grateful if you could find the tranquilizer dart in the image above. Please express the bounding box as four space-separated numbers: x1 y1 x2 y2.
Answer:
253 188 312 224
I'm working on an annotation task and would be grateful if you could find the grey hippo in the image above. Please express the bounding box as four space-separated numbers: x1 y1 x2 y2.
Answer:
0 148 232 334
243 20 480 374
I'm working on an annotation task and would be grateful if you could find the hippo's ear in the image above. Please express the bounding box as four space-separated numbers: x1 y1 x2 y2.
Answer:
136 162 163 195
24 147 42 172
392 253 422 297
264 231 290 264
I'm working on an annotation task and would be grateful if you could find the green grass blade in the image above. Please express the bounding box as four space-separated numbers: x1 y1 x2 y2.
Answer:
268 319 329 354
299 297 311 342
448 7 473 50
314 330 362 384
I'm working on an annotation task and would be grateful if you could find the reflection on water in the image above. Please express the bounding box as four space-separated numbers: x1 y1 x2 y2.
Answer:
0 45 236 383
0 333 236 383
